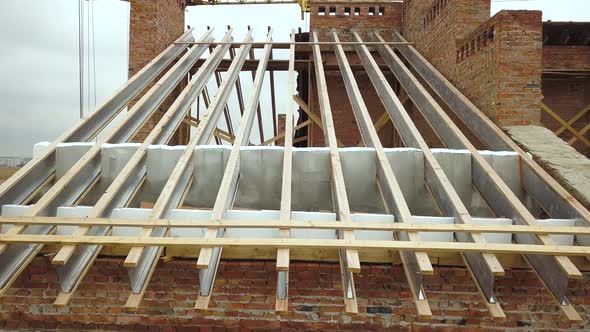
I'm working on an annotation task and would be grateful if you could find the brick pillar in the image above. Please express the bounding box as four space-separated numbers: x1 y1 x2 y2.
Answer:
402 0 542 126
308 1 404 147
128 0 186 143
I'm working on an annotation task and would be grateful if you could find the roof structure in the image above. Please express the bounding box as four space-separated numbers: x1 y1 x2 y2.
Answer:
0 27 589 324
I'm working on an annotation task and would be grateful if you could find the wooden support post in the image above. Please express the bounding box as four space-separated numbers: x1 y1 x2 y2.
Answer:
248 49 266 144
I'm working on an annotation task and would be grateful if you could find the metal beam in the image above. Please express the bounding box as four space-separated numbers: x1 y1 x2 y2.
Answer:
194 28 274 311
0 29 194 209
122 30 255 310
311 30 360 314
0 29 215 296
381 30 582 321
350 30 504 318
332 30 434 318
49 30 236 306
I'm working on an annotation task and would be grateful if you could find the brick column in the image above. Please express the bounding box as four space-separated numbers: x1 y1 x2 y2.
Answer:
128 0 186 143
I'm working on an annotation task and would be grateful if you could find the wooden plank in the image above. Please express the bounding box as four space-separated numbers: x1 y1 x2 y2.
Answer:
312 30 359 314
194 30 275 310
1 235 589 256
332 30 433 315
228 47 246 115
568 122 590 145
0 216 587 235
269 51 279 137
275 29 296 312
390 31 590 229
248 48 266 144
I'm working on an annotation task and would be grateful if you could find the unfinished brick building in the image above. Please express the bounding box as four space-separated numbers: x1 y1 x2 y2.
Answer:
0 0 589 331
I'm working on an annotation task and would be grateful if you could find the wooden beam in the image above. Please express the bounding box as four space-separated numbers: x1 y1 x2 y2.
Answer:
194 29 274 311
312 30 359 314
293 95 344 147
228 47 246 115
0 216 587 235
0 235 589 256
333 30 434 317
388 31 583 320
248 48 266 144
568 122 590 145
276 29 296 312
182 118 234 143
269 51 278 137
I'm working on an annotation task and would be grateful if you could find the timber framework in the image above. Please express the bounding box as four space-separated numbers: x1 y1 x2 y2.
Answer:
1 27 590 323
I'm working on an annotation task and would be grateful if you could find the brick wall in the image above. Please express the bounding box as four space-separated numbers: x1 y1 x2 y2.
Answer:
402 0 543 126
2 257 589 331
543 46 590 72
129 0 187 143
310 0 403 41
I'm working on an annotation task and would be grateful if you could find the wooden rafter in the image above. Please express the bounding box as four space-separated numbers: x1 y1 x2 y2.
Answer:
0 29 587 323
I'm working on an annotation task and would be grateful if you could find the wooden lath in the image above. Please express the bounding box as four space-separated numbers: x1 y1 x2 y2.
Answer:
0 28 588 323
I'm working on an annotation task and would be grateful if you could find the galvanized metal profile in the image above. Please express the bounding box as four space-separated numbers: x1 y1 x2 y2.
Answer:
375 30 582 321
332 30 434 318
350 30 505 318
122 30 256 309
0 29 214 296
50 30 237 306
0 29 195 209
194 28 274 311
389 30 590 225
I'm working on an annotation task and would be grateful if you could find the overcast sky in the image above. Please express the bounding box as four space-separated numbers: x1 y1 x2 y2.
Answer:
0 0 588 157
